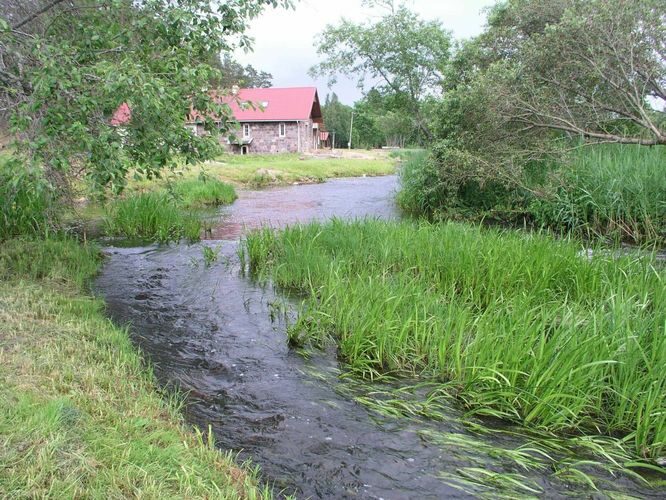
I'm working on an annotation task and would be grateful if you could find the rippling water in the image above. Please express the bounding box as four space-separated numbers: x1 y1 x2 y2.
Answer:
95 176 663 499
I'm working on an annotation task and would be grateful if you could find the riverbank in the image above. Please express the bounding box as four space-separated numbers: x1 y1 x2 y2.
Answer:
201 150 396 187
244 219 666 464
0 238 269 498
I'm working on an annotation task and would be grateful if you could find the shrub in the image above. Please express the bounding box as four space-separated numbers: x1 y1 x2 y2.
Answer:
0 156 56 240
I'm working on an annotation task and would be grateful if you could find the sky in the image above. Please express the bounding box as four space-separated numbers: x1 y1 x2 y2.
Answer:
234 0 498 104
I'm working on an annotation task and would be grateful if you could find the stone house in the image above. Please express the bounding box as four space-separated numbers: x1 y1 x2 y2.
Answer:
187 87 328 154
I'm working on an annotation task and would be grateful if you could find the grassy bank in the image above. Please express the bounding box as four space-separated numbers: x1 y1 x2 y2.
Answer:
398 144 666 246
244 219 666 461
204 151 396 187
0 238 269 498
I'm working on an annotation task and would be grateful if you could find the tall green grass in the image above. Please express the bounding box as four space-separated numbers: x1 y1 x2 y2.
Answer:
104 191 201 243
245 219 666 460
170 178 237 208
0 155 55 239
398 144 665 245
531 145 666 245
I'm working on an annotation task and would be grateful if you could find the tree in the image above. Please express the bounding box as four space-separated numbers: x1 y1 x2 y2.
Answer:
321 92 352 148
310 0 451 140
210 54 273 88
0 0 290 196
447 0 665 147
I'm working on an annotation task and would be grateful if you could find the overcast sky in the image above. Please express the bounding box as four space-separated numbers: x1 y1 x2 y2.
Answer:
234 0 498 104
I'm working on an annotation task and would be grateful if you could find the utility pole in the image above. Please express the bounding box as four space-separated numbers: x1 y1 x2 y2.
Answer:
332 131 335 150
348 111 354 150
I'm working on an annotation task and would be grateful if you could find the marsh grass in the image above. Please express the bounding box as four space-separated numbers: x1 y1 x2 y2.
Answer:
170 178 237 208
104 191 201 243
531 145 666 245
244 219 666 461
0 238 270 498
0 155 55 239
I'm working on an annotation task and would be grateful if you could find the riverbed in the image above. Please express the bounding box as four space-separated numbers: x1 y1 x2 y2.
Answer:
95 176 663 499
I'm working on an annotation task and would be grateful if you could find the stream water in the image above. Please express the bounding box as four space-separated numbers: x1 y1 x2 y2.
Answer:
94 176 663 499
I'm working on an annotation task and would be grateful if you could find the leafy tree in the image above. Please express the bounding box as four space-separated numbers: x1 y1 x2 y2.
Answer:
446 0 665 147
321 92 352 148
210 54 273 88
0 0 290 198
310 0 451 140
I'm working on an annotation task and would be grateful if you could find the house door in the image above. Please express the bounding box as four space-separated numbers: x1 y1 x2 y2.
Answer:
241 145 249 155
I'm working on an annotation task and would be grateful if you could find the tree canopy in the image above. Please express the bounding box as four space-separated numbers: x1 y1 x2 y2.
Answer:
310 0 451 141
0 0 290 194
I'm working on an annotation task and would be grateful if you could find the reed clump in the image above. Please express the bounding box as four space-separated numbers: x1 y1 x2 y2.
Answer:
104 191 202 243
170 178 237 208
245 219 666 461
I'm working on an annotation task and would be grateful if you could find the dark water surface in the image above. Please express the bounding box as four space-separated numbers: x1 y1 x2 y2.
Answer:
95 176 663 499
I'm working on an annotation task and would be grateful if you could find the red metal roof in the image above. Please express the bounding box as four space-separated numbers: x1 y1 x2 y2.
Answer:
110 102 131 126
113 87 323 127
188 87 322 123
228 87 321 121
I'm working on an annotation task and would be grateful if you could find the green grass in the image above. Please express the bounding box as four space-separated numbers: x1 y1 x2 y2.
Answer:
204 152 396 187
170 178 237 208
531 144 666 245
398 143 666 245
104 191 202 243
0 238 270 498
244 219 666 461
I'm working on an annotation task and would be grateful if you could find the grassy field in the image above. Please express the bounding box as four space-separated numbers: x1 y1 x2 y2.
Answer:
244 219 666 462
202 151 396 187
0 238 270 498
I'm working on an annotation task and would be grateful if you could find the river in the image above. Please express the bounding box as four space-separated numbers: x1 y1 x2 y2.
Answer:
94 176 662 499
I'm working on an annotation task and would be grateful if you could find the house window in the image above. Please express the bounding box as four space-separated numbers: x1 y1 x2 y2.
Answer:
242 123 251 138
279 122 286 137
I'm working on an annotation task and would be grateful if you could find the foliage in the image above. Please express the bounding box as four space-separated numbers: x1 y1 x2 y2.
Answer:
311 0 451 141
245 219 666 460
209 54 273 88
0 238 270 498
0 0 290 196
399 141 666 245
321 93 352 148
0 154 55 239
104 192 202 243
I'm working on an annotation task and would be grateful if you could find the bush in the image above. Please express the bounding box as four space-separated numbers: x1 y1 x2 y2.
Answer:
397 142 523 218
104 192 201 243
0 156 56 240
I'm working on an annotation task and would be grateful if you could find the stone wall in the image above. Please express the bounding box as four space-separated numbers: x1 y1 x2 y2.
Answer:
193 120 322 154
225 120 315 154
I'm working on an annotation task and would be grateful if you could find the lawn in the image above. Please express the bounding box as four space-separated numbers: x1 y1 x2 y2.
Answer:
201 150 397 187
